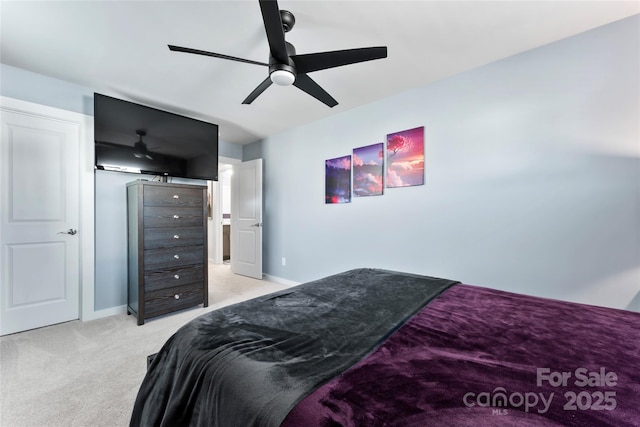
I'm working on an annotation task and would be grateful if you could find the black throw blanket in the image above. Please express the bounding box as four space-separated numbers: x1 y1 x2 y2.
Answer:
130 268 458 427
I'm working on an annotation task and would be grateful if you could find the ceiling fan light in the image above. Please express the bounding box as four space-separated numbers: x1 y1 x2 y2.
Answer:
271 70 295 86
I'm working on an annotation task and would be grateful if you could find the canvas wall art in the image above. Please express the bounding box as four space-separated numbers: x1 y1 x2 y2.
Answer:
353 143 384 197
325 155 351 204
386 126 424 188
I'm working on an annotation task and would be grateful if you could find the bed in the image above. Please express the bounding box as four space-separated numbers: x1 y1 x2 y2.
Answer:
130 268 640 427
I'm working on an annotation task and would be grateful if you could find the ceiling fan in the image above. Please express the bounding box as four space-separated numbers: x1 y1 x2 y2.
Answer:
133 130 153 160
168 0 387 107
95 130 157 161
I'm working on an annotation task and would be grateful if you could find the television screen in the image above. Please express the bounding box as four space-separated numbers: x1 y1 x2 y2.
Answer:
94 93 218 181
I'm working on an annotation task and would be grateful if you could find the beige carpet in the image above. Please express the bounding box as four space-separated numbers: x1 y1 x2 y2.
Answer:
0 264 289 427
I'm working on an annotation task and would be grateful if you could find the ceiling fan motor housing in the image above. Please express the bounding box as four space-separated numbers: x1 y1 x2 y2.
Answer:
269 41 297 85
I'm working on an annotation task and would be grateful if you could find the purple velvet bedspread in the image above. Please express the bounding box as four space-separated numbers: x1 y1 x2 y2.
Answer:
282 284 640 427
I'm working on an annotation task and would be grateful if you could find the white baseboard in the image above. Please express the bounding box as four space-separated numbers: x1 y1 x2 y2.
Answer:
264 274 300 288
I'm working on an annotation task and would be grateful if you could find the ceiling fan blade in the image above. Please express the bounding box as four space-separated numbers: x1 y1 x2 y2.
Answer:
242 77 273 104
95 140 131 150
293 74 338 108
259 0 289 64
292 47 387 74
168 45 268 67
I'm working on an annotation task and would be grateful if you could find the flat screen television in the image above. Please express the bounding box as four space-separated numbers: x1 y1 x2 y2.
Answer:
94 93 218 181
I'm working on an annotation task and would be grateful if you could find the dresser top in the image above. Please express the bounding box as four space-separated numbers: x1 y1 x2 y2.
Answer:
126 180 206 190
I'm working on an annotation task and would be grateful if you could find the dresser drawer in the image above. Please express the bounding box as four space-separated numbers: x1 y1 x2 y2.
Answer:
144 265 204 291
144 207 203 228
144 186 204 207
145 282 205 318
144 227 204 249
144 246 204 270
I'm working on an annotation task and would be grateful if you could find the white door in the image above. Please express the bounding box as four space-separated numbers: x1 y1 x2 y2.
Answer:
0 103 81 335
230 159 263 279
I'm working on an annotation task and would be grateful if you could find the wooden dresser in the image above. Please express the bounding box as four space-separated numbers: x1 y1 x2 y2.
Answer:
126 180 208 325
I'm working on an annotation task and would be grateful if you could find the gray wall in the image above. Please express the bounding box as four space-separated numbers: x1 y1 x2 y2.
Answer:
1 63 241 310
2 15 638 311
1 64 95 115
245 16 640 310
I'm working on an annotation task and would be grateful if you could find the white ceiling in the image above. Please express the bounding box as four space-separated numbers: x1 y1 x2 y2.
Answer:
1 1 638 145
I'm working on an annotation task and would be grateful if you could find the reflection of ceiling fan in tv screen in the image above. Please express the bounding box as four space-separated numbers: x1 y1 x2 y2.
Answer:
94 93 219 181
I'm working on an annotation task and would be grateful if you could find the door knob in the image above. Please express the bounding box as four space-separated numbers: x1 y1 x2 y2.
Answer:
57 229 77 235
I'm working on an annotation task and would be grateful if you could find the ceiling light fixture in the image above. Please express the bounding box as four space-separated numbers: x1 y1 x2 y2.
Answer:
270 69 295 86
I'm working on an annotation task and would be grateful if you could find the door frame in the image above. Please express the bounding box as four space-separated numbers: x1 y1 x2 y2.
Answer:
0 96 95 326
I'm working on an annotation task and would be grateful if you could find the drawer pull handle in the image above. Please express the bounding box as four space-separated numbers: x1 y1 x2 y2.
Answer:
174 254 180 259
174 274 180 279
173 234 180 239
173 215 180 219
174 294 180 300
173 195 179 199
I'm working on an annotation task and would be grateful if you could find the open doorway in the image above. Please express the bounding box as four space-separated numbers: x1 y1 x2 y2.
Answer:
209 158 263 279
209 159 238 266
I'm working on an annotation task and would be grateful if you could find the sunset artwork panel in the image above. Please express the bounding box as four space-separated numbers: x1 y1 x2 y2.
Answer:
353 143 384 197
325 155 351 204
386 126 425 188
